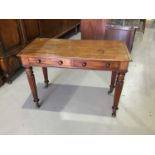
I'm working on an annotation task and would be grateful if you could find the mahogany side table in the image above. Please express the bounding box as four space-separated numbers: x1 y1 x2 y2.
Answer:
18 38 131 117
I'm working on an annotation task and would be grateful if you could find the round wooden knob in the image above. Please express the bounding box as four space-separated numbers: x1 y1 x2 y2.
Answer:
58 60 63 65
106 63 111 68
82 62 87 67
36 59 41 63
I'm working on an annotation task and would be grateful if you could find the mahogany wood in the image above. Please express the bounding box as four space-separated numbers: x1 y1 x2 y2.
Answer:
18 38 131 117
81 19 109 39
22 19 40 42
0 19 24 83
42 67 49 87
19 38 130 62
39 19 80 38
108 71 117 94
0 19 80 85
25 66 40 107
80 19 137 52
104 25 136 52
112 72 126 116
0 69 4 86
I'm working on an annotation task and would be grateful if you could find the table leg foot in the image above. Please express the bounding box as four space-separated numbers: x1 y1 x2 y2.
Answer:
112 72 126 117
36 103 41 108
112 106 118 117
33 98 40 107
112 111 116 117
25 67 40 108
108 88 113 94
44 82 49 88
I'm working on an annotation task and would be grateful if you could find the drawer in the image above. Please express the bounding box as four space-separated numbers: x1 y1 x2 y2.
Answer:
28 57 48 65
72 60 119 70
28 57 71 67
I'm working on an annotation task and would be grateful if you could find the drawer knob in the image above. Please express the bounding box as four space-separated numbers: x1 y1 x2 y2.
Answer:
58 60 63 65
106 63 111 68
36 59 41 63
82 62 87 67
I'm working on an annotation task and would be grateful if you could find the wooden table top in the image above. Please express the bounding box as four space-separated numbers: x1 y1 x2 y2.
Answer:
18 38 131 62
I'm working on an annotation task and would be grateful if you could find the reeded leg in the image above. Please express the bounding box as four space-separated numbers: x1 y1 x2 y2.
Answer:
108 71 117 94
112 72 126 117
42 67 49 88
25 66 40 107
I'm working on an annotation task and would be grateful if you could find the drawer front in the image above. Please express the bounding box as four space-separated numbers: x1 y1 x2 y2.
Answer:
28 57 71 67
28 57 119 70
72 60 119 70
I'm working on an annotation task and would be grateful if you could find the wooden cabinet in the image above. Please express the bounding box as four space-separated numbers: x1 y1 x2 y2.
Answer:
0 19 80 85
39 19 80 38
81 19 136 52
0 69 4 86
0 19 25 83
39 19 63 37
22 19 40 42
0 20 25 53
81 19 108 39
104 25 136 52
0 19 41 83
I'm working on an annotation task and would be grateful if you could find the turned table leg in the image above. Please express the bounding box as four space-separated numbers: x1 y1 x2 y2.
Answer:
108 71 117 94
42 67 49 87
25 66 40 107
112 72 126 117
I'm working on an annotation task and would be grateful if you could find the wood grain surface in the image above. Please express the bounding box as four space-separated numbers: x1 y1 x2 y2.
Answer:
18 38 131 62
